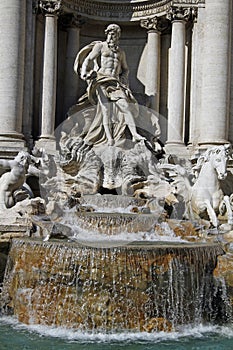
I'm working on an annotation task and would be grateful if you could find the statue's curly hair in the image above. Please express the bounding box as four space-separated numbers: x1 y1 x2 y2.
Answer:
105 24 121 36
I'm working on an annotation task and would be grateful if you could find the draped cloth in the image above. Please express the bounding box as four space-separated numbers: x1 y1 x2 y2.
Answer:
74 42 139 147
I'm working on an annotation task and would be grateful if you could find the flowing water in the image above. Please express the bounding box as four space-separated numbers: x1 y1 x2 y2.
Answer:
1 316 233 350
1 239 231 329
0 238 232 348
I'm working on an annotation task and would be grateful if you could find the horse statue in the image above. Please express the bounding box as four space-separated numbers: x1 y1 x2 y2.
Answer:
136 144 233 229
190 144 233 228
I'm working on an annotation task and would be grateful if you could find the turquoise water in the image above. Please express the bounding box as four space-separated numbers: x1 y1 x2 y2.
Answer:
1 317 233 350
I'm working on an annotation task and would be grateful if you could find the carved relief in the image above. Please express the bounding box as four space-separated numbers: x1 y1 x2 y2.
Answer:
39 0 62 15
166 6 197 22
140 16 169 33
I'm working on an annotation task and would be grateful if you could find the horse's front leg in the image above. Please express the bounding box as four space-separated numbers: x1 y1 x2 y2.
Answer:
204 199 218 227
219 195 233 226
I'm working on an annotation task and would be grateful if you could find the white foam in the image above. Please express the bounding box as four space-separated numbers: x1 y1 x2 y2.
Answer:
1 316 233 343
60 210 187 246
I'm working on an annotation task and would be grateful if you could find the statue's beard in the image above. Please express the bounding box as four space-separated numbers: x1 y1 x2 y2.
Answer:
107 39 118 52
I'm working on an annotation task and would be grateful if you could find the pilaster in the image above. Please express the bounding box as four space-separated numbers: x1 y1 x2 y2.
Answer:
198 0 231 149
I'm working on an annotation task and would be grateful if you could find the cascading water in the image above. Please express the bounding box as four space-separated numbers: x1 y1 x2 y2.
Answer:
0 238 231 333
75 212 158 235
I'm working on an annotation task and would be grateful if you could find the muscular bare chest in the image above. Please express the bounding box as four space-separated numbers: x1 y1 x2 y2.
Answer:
101 46 121 66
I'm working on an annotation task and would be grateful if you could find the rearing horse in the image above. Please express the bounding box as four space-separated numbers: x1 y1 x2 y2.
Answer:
190 145 232 227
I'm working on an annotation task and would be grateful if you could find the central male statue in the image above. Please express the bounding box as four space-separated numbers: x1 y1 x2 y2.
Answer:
74 23 144 147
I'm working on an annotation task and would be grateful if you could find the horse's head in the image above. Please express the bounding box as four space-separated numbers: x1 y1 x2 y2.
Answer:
193 144 231 180
209 144 231 180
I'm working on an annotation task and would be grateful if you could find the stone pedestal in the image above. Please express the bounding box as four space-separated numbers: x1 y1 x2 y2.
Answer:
0 0 26 157
198 0 231 148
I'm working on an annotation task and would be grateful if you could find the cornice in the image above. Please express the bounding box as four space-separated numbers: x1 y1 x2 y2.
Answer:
62 0 205 21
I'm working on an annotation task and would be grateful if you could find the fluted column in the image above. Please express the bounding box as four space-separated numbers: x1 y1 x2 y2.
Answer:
140 17 161 112
63 16 84 116
37 0 61 152
0 0 26 156
188 7 204 152
165 7 193 155
229 2 233 144
22 0 37 150
198 0 231 148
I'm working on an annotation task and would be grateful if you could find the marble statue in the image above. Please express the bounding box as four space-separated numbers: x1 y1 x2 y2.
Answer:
0 151 30 209
0 143 232 240
74 23 145 147
57 24 163 193
159 145 233 228
190 145 233 228
0 23 232 238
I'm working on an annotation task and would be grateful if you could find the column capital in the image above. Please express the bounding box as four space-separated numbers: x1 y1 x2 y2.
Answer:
140 16 169 33
140 16 160 33
39 0 62 15
166 6 197 23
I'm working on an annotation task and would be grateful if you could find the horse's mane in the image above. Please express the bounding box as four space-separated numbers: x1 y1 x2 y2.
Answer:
192 145 231 176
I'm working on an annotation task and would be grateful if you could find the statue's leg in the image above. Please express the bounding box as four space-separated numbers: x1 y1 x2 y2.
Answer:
222 195 233 225
116 99 144 142
0 189 6 209
97 86 114 146
4 190 14 209
205 199 218 227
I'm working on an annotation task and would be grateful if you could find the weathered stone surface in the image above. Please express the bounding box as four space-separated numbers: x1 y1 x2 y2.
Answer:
142 317 172 332
214 253 233 287
166 219 200 239
0 239 228 332
214 251 233 315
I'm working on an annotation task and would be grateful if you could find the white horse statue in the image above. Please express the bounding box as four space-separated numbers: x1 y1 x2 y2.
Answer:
190 144 232 228
143 144 233 228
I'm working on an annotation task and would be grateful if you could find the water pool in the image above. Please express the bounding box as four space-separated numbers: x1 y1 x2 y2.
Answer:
1 316 233 350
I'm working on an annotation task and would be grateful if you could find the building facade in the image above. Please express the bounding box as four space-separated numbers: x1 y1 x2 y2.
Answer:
0 0 232 158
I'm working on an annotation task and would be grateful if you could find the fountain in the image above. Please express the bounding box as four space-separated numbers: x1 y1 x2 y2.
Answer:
0 239 228 332
0 23 233 335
